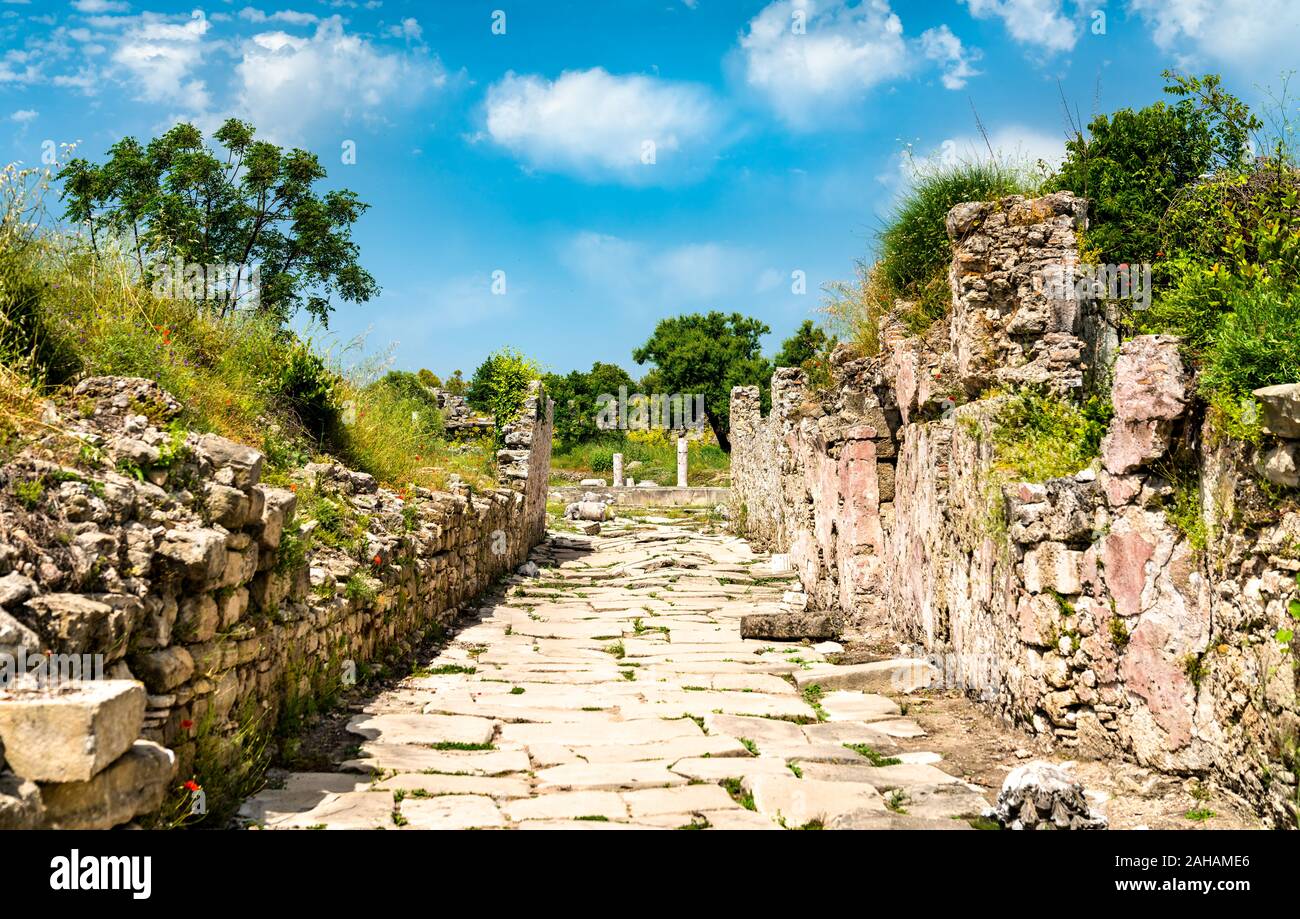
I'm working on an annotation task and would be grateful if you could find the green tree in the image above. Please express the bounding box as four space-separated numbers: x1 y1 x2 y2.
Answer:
632 311 772 452
58 118 379 325
544 361 635 448
1051 71 1260 265
775 320 834 368
467 348 541 447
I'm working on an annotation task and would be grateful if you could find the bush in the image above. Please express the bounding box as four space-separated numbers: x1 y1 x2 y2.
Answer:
876 159 1038 331
467 347 540 447
990 390 1112 483
275 340 338 438
1051 72 1258 266
1200 286 1300 405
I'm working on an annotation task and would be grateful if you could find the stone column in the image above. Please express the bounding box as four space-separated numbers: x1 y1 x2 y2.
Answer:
612 453 623 489
676 436 688 487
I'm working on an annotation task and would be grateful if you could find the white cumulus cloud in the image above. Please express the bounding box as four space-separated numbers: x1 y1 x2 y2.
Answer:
920 24 982 89
1128 0 1300 69
960 0 1078 55
111 10 212 111
234 16 447 143
737 0 910 128
484 68 722 183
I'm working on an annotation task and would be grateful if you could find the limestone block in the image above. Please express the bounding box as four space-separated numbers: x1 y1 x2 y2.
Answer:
1023 542 1084 596
740 611 838 640
132 647 194 693
0 680 145 782
39 740 175 829
1254 382 1300 438
1255 442 1300 488
194 432 264 489
0 769 44 829
156 527 227 583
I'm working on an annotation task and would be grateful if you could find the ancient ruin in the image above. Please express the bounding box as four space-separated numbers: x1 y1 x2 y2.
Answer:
731 192 1300 826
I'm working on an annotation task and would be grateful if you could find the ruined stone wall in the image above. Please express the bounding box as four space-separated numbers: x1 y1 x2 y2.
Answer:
0 377 552 828
731 192 1300 824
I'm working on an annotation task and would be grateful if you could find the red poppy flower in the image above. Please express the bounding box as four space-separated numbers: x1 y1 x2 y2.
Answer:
373 554 383 566
184 780 202 792
181 719 194 730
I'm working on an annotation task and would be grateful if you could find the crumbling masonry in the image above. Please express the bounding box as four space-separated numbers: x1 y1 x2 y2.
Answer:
731 192 1300 826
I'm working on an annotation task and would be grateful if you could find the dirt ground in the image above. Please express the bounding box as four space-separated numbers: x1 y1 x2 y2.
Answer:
891 689 1263 830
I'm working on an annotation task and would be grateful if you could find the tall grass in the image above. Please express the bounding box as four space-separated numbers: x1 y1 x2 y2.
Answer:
823 157 1041 355
0 162 496 490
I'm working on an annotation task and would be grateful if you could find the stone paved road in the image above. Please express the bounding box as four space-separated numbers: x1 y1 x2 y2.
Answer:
241 521 988 830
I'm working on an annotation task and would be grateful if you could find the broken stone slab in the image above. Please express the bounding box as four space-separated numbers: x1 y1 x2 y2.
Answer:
987 760 1107 830
740 611 839 640
39 740 175 829
577 521 602 536
1254 383 1300 438
792 659 938 694
265 789 395 829
341 745 530 776
0 680 145 782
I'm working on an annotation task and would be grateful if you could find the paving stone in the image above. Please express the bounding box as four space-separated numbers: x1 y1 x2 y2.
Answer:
744 775 886 826
704 712 808 745
345 713 497 746
534 761 689 792
792 659 938 693
818 691 901 722
668 756 793 783
502 791 627 822
400 795 506 829
341 745 531 776
500 718 701 747
374 773 532 798
572 734 749 764
623 783 740 817
268 790 396 829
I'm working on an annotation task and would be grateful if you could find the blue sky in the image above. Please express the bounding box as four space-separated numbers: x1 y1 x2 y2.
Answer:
2 0 1297 381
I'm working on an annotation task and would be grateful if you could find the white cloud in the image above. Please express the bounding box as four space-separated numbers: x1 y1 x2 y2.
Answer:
484 68 722 183
72 0 129 12
234 16 447 143
111 10 211 111
10 108 37 122
737 0 910 128
560 231 770 310
1128 0 1300 67
960 0 1078 54
385 17 422 40
920 24 981 89
238 8 320 27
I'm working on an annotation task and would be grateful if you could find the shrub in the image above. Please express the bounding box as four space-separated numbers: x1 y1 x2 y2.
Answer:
1051 72 1259 265
991 390 1112 483
467 347 540 447
876 159 1038 332
822 261 892 357
276 340 338 438
1200 286 1300 405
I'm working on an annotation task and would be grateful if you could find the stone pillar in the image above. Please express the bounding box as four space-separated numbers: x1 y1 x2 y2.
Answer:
612 453 623 488
677 436 688 487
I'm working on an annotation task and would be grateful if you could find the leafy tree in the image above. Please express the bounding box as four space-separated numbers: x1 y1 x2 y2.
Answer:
417 369 442 389
632 311 772 452
467 348 540 447
775 320 837 390
1051 71 1260 265
544 361 635 448
58 118 379 325
442 369 468 396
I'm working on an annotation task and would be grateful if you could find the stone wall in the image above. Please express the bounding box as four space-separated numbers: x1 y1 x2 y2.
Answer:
731 192 1300 825
0 376 552 828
